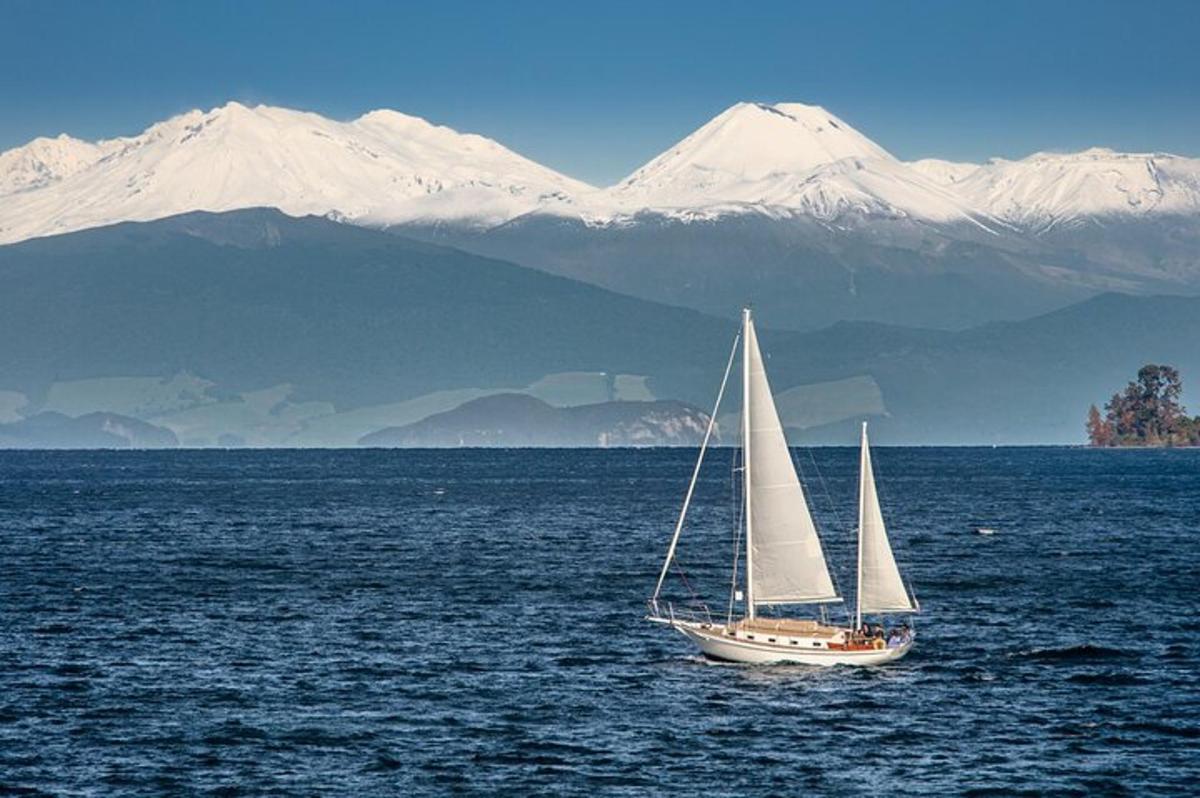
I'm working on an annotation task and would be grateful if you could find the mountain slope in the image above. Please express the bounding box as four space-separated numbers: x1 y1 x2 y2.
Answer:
0 102 592 244
0 208 732 423
910 150 1200 288
0 133 112 195
409 210 1107 331
907 158 981 187
616 102 892 192
765 292 1200 444
1 209 1197 445
953 149 1200 231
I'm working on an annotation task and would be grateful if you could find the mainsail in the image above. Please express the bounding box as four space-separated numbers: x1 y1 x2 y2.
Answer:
856 423 915 617
743 313 839 607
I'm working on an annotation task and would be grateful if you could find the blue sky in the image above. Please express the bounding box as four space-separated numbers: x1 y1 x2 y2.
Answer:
2 0 1197 185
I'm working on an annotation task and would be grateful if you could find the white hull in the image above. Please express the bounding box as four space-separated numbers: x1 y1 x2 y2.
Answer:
668 620 913 667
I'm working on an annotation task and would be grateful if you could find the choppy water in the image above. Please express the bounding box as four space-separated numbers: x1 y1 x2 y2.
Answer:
1 448 1197 796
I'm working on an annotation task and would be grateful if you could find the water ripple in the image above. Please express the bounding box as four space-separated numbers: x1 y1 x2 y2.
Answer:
1 447 1198 795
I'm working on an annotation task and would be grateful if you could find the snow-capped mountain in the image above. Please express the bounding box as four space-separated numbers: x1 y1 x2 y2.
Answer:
0 133 113 195
911 149 1200 232
5 100 1199 246
613 102 891 197
601 102 992 227
0 102 594 244
398 102 1200 330
953 149 1200 232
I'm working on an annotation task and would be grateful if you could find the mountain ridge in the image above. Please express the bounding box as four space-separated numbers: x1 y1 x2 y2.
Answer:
4 100 1199 243
916 148 1200 231
0 101 593 244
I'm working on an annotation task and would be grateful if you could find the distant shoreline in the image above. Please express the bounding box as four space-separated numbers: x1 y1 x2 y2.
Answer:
6 443 1200 452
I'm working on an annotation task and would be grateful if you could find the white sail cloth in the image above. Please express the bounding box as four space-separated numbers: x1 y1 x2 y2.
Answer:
744 318 840 604
857 427 915 613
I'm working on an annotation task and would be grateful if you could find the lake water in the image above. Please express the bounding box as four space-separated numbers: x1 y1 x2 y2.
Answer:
1 448 1197 795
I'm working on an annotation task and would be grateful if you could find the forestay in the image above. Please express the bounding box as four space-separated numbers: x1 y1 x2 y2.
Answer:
857 425 915 613
744 318 840 605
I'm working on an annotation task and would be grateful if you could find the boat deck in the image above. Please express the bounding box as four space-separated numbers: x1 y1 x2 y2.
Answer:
733 618 844 638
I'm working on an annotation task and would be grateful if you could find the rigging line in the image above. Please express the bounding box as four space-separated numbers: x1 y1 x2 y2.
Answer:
806 444 854 624
671 559 704 606
669 453 742 607
799 445 855 627
651 327 741 605
803 445 849 535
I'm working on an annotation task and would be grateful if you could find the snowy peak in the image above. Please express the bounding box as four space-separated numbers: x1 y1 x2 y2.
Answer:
613 102 892 198
605 102 990 227
0 133 112 196
956 148 1200 230
0 102 595 244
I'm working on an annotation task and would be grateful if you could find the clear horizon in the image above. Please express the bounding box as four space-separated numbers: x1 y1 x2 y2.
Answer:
3 0 1198 185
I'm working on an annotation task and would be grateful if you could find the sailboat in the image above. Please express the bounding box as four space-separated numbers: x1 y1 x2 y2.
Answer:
648 308 919 666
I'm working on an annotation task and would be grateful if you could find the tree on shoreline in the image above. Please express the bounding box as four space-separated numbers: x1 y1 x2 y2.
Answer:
1086 404 1113 447
1087 364 1200 447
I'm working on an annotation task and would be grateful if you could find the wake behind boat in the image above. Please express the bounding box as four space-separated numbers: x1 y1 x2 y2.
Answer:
648 308 919 666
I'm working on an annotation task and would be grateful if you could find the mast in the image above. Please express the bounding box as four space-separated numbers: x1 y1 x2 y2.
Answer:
855 421 867 631
742 307 756 621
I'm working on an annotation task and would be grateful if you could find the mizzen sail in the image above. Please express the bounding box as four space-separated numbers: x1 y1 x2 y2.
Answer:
744 315 839 605
856 423 915 615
